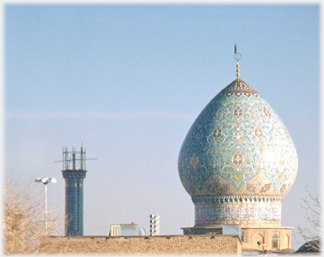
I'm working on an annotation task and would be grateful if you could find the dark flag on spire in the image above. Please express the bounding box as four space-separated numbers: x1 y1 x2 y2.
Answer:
234 44 237 54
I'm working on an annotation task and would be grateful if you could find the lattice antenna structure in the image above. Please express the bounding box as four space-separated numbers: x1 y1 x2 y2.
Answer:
57 145 97 171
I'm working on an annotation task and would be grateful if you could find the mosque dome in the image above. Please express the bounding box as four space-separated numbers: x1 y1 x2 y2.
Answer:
178 65 298 228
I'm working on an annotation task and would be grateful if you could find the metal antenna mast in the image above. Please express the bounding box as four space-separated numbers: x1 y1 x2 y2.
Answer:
56 145 97 171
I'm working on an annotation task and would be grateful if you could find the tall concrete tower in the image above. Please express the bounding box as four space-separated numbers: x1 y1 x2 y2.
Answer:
60 145 94 236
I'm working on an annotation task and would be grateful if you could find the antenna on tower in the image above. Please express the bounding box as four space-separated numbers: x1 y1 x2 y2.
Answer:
54 144 97 171
234 44 241 79
54 144 97 236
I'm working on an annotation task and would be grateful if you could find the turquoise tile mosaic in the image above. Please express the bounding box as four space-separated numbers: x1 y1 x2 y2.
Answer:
178 78 298 227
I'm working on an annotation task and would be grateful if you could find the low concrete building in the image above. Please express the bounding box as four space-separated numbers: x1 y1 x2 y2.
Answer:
40 235 242 255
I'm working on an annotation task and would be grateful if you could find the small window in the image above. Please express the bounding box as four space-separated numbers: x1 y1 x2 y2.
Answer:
272 234 279 249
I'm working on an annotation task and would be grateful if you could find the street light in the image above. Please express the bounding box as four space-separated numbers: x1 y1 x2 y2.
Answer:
35 177 57 235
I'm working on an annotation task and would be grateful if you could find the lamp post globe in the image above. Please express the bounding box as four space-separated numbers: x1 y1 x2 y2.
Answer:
35 177 57 235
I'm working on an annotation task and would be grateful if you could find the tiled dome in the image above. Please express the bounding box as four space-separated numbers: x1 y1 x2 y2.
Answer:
178 78 298 228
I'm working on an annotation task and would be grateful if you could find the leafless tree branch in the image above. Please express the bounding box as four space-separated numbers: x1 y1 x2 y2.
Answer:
4 179 63 254
296 185 321 252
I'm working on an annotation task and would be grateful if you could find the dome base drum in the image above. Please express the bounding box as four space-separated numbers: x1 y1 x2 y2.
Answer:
195 202 282 228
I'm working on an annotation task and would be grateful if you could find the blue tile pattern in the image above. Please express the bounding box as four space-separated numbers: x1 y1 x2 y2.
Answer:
178 79 297 197
196 204 281 222
178 79 298 226
62 170 87 236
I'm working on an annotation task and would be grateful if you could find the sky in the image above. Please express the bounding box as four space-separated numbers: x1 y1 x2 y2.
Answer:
4 3 320 249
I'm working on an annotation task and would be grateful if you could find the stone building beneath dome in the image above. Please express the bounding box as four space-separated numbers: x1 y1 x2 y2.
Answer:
178 68 298 251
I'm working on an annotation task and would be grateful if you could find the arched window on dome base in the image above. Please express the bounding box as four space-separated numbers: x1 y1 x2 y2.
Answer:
271 233 279 249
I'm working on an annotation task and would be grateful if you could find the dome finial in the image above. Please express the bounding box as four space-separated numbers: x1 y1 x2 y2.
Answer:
234 44 241 79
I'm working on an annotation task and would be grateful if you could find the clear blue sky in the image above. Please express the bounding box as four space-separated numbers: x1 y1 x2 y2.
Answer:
5 4 319 249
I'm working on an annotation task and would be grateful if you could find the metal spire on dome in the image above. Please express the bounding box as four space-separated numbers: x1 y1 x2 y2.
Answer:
234 44 241 79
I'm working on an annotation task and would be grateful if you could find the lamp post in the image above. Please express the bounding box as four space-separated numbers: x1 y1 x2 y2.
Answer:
35 177 57 235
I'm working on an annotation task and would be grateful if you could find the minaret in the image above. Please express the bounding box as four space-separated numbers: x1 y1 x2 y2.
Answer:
60 145 91 236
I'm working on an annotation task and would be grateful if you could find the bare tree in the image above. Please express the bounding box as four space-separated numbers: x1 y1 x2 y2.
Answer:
296 185 321 252
4 179 62 254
